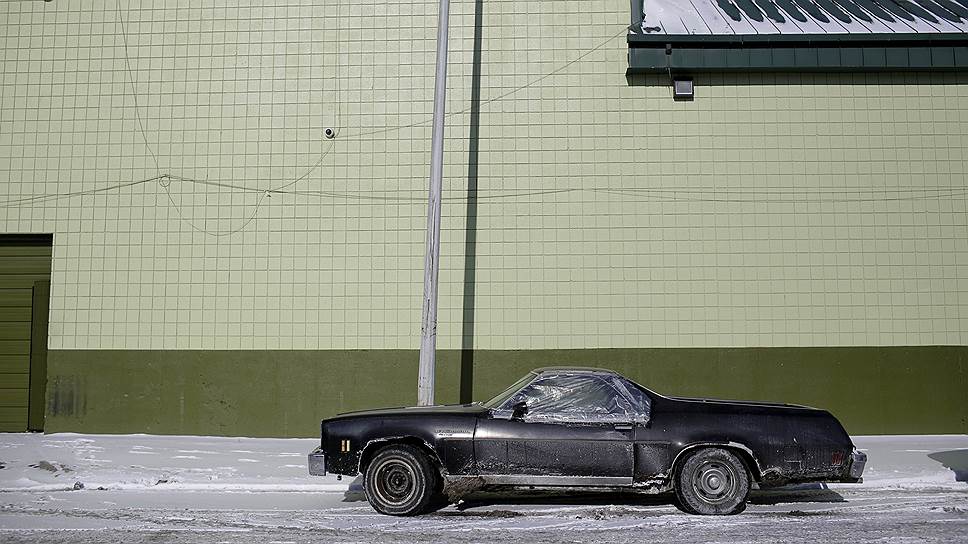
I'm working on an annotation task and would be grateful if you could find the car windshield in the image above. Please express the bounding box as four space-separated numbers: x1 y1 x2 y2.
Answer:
482 372 536 408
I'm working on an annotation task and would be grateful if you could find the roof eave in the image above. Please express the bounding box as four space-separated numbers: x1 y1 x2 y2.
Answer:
627 35 968 72
627 32 968 46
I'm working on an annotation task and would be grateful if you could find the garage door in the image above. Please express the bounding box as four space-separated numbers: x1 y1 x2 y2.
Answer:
0 235 52 432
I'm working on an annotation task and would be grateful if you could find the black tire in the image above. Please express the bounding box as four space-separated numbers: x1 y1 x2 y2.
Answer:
671 492 697 515
674 448 750 515
363 444 441 516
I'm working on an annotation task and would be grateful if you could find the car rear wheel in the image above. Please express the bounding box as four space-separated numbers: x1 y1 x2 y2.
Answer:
674 447 750 515
363 444 441 516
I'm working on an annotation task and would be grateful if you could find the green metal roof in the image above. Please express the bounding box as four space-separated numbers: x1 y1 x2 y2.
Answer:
628 0 968 71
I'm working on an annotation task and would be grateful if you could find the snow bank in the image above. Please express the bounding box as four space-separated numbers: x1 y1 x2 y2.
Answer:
843 435 968 490
0 433 347 493
0 433 965 494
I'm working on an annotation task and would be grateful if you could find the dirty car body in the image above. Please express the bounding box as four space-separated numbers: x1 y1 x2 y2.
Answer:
308 367 866 515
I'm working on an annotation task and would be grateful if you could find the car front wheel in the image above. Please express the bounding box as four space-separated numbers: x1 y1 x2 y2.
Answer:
363 444 440 516
674 447 750 515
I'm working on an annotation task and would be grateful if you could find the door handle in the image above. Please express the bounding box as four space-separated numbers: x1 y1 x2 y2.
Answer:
614 423 633 431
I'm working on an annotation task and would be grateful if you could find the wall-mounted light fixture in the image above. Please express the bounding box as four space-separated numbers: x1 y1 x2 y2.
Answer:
672 77 694 101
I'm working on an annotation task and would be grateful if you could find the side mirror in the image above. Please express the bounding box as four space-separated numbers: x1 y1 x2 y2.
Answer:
511 401 529 421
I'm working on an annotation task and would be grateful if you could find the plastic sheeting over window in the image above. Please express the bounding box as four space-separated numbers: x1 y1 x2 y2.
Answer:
613 377 652 422
483 372 537 409
496 373 650 423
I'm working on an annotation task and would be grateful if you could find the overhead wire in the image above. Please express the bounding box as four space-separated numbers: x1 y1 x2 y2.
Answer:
4 177 965 208
5 11 966 218
115 0 160 174
0 176 167 207
1 16 630 216
343 26 631 139
590 186 968 203
250 185 968 204
162 184 269 237
155 0 345 236
114 0 344 236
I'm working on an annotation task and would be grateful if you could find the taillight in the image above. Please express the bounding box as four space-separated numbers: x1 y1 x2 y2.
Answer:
831 450 845 466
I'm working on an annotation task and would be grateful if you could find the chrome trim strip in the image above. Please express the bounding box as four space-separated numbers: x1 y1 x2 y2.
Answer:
669 441 764 478
467 475 634 486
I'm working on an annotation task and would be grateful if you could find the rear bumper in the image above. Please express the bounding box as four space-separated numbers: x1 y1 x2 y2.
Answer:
308 447 326 476
842 449 867 483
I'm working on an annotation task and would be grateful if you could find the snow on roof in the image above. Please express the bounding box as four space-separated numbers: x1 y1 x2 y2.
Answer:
532 366 619 375
635 0 968 36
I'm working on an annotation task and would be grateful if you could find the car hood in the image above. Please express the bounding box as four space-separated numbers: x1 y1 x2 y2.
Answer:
327 403 489 421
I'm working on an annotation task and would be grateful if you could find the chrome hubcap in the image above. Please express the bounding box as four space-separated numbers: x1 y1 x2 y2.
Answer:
693 461 737 504
373 459 416 506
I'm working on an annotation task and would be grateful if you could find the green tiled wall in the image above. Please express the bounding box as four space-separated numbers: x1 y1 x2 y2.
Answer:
45 347 968 436
2 1 967 353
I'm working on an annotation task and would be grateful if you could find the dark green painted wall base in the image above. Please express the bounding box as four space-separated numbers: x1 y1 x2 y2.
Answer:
46 347 967 437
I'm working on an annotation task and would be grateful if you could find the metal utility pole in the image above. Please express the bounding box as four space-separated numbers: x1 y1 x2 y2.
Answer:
417 0 451 406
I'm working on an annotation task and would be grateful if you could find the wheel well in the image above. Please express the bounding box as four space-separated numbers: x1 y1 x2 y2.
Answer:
357 437 444 476
672 443 762 483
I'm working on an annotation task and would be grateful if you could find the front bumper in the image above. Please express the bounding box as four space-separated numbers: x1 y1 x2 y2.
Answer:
308 447 326 476
843 449 867 483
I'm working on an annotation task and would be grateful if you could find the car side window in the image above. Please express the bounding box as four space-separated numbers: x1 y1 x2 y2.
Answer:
611 377 652 423
501 374 634 423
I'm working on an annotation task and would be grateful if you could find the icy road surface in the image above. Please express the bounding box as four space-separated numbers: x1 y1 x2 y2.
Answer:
1 433 966 543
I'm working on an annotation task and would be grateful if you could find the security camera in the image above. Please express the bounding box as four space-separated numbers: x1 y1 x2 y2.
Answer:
324 128 336 139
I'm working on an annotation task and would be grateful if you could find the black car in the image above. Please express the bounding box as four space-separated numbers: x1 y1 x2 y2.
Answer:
308 367 866 516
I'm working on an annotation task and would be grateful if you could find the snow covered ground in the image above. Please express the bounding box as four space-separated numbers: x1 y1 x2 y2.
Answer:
0 433 966 543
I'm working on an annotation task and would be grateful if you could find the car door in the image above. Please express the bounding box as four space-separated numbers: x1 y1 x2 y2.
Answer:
474 373 637 482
